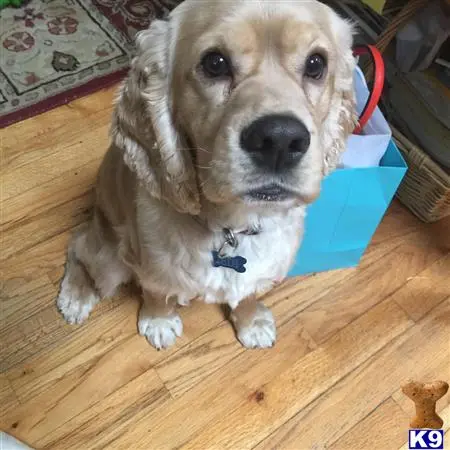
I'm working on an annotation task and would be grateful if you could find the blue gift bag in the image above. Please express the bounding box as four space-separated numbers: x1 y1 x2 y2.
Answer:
289 48 407 277
289 140 407 277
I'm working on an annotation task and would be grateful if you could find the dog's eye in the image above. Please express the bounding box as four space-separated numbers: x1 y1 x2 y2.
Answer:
304 53 327 80
201 51 231 78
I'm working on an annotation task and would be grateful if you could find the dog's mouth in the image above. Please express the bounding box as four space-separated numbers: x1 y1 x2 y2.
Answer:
244 184 294 202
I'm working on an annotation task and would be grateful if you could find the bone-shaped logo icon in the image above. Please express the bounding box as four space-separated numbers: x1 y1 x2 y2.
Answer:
402 380 449 429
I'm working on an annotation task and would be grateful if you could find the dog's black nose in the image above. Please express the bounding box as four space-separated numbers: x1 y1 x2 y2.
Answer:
240 114 310 171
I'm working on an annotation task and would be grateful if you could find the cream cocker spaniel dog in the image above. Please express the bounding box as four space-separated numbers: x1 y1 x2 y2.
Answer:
57 0 357 350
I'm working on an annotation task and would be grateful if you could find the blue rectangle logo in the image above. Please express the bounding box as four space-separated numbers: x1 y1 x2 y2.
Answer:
409 430 444 449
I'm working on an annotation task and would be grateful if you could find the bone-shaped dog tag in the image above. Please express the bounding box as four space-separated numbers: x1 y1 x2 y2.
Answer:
212 251 247 273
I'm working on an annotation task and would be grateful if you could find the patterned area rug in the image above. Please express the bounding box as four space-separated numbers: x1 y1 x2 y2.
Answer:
0 0 181 128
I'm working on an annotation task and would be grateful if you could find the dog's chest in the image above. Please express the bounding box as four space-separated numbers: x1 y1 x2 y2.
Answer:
137 204 305 308
178 223 302 307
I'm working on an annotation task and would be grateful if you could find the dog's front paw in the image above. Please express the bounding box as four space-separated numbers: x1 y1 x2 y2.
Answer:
57 280 98 325
138 313 183 350
236 303 276 349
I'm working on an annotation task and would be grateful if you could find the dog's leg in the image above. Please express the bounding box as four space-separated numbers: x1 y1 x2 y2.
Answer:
138 291 183 350
230 295 276 349
57 213 131 324
57 238 100 325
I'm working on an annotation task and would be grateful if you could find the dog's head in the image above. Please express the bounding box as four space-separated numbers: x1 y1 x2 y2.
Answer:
112 0 357 214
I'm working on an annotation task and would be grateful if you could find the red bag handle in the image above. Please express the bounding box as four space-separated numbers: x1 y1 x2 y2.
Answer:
352 45 385 135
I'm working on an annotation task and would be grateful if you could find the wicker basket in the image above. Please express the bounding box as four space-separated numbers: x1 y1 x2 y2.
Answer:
393 127 450 223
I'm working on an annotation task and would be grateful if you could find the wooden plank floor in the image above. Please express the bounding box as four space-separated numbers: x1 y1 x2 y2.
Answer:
1 86 449 450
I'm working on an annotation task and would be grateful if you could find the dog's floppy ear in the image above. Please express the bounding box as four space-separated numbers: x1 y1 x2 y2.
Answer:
111 19 200 215
321 13 358 174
